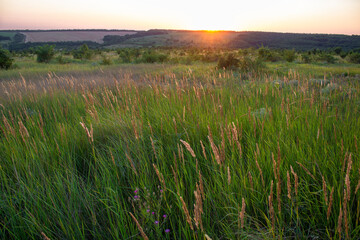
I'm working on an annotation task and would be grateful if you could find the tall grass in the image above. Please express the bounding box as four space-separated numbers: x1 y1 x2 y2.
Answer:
0 65 359 239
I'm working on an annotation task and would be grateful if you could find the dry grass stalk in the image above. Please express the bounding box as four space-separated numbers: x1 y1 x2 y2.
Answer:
342 152 349 173
345 153 352 202
180 196 193 230
322 176 328 205
208 135 221 165
290 166 298 196
18 120 30 143
152 164 166 191
200 140 207 160
220 127 226 163
41 232 51 240
240 197 246 228
254 152 265 188
125 153 138 175
194 183 204 231
199 170 205 200
287 171 291 200
296 161 315 180
343 189 349 240
129 212 149 240
150 136 157 160
327 187 334 220
272 153 277 180
180 139 196 158
355 168 360 195
227 165 231 185
248 172 254 190
337 206 343 236
269 180 275 229
79 122 93 143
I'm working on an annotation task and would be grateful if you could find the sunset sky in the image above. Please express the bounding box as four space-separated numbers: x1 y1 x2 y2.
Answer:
1 0 359 34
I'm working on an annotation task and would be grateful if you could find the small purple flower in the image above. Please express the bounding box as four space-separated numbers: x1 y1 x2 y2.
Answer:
152 212 155 215
160 189 163 193
155 221 159 224
146 209 150 213
163 214 167 218
134 195 139 199
165 229 170 233
134 189 138 193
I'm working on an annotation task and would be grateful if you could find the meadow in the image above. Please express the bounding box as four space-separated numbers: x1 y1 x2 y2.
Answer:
0 48 360 239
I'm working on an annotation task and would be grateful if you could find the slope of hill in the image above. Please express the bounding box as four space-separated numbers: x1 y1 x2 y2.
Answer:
1 29 359 51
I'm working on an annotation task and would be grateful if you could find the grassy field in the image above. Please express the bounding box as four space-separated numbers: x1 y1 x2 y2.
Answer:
0 58 360 239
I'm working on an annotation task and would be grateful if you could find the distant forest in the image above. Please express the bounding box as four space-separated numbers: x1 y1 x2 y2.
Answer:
1 29 359 51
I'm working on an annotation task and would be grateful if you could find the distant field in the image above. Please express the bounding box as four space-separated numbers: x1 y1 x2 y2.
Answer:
22 31 137 43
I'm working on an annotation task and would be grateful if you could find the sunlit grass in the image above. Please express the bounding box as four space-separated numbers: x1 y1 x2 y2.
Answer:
0 61 360 239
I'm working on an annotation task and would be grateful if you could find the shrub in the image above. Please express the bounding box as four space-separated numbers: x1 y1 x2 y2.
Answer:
283 49 296 62
0 48 14 69
217 53 239 70
348 52 360 64
36 45 55 63
73 44 93 60
301 53 312 63
101 55 112 65
258 46 280 62
238 56 264 73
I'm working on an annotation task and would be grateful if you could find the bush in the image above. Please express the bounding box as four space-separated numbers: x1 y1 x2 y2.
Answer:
101 55 112 65
217 53 239 69
258 46 280 62
0 48 14 69
36 45 55 63
348 52 360 64
238 56 264 73
301 53 312 63
283 49 296 62
73 44 93 60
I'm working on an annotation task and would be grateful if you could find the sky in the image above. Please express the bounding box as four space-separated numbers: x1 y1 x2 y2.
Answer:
1 0 359 34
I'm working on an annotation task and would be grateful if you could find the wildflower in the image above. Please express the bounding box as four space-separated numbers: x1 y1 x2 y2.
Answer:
165 229 170 233
155 221 159 224
146 209 150 213
134 195 139 199
152 212 155 215
163 214 167 218
134 189 139 193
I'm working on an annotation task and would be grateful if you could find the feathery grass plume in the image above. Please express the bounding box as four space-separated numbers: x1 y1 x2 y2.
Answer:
194 183 203 231
322 176 328 206
41 232 51 240
18 120 29 143
208 134 221 165
2 115 13 136
287 171 291 200
152 164 166 191
254 152 265 188
355 135 358 152
345 153 352 202
240 197 246 229
269 180 275 230
129 212 149 240
180 196 193 230
171 165 179 194
205 234 213 240
296 161 315 180
150 136 157 160
227 165 231 185
125 153 138 175
180 139 196 158
248 172 254 190
272 153 277 180
79 122 93 143
200 140 207 160
327 187 334 220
